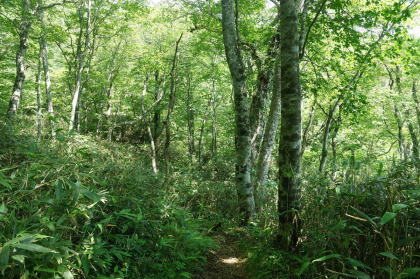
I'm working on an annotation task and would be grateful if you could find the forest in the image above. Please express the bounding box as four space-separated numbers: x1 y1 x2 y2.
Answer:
0 0 419 278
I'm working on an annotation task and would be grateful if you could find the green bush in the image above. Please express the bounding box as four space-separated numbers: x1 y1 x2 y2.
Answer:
0 127 214 278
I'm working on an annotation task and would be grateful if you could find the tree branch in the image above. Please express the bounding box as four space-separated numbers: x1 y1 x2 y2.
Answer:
300 0 327 59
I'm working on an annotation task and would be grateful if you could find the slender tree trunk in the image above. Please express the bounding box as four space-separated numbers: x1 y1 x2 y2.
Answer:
212 86 218 154
186 72 195 162
164 34 182 179
198 95 211 166
38 2 55 137
331 108 341 179
248 26 280 165
36 42 43 141
141 77 158 174
319 100 341 173
249 70 270 164
278 0 302 247
69 0 92 131
301 97 316 158
221 0 256 225
7 0 31 118
255 52 281 188
412 79 420 129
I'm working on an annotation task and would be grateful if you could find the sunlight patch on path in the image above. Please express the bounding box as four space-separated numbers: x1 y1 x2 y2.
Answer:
221 257 247 264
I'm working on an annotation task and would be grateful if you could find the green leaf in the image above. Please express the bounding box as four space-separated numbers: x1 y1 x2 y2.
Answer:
82 255 89 275
47 114 59 123
13 243 55 253
297 261 310 276
380 212 397 225
0 179 11 189
348 270 370 279
56 180 62 200
0 203 7 214
4 234 49 246
400 268 420 278
313 254 341 262
346 257 373 271
79 189 100 202
392 203 408 212
0 246 11 273
179 272 192 278
378 252 399 260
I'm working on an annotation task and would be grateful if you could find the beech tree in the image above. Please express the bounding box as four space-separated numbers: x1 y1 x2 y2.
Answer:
221 0 256 224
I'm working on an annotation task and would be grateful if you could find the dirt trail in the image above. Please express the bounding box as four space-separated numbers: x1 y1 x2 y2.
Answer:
195 233 249 279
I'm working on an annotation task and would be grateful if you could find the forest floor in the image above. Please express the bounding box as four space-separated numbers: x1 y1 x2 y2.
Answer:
195 232 249 279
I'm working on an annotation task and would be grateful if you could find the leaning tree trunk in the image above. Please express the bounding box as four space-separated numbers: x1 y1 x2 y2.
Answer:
278 0 302 247
319 99 341 173
221 0 256 225
7 0 31 118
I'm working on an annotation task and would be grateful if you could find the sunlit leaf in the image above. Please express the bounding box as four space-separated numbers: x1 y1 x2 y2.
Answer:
313 254 341 262
380 212 397 225
378 252 399 260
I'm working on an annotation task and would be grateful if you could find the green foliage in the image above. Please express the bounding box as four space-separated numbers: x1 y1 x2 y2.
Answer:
243 167 419 278
0 124 214 278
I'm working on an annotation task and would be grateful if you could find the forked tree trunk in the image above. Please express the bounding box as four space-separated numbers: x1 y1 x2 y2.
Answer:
221 0 256 225
278 0 302 247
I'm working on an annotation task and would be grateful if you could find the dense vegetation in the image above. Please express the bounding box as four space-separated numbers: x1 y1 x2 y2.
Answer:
0 0 419 278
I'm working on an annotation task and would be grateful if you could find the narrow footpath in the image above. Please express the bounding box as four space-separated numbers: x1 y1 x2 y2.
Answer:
195 233 249 279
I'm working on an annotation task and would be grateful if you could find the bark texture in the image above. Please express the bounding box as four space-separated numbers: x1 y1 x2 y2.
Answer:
7 0 31 118
278 0 302 247
221 0 256 225
255 52 281 188
38 1 55 137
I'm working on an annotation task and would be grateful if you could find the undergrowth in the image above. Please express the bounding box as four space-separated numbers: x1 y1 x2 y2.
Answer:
0 122 215 278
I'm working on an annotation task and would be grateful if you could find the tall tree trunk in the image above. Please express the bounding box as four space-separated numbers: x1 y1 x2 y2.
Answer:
36 42 43 141
38 1 55 137
278 0 302 247
7 0 31 118
69 0 92 131
255 52 281 188
164 34 182 179
221 0 256 225
186 72 195 162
